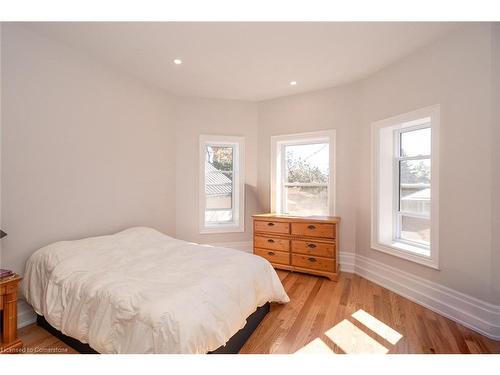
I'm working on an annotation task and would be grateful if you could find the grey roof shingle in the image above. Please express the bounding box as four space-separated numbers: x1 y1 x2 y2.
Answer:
205 161 232 196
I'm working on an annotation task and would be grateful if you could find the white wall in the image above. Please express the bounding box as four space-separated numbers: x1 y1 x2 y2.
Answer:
257 85 361 255
174 96 259 244
0 25 261 277
358 23 495 303
492 23 500 303
256 24 499 305
0 23 3 269
0 25 177 275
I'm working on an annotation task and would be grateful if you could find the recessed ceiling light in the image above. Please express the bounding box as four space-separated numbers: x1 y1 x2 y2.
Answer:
290 81 297 86
173 59 183 65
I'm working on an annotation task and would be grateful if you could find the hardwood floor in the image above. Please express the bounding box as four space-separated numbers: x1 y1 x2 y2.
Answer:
16 271 500 354
16 324 79 354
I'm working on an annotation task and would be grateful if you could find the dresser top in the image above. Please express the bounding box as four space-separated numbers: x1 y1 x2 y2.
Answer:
253 213 340 223
0 273 21 286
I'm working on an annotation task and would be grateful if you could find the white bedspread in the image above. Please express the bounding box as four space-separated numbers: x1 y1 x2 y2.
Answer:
22 227 289 353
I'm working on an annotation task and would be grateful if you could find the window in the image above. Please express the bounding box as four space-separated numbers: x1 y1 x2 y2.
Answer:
395 126 431 247
199 135 245 233
371 106 439 268
271 130 335 216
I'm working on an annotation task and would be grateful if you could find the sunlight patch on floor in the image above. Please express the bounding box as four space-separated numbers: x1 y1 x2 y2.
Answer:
351 309 403 345
294 338 336 354
324 319 389 354
293 309 404 354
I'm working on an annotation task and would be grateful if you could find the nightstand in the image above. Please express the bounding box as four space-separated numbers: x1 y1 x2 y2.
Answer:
0 274 22 353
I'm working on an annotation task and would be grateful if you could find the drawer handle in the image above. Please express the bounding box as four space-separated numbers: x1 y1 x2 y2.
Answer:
267 222 275 227
268 251 275 256
307 257 317 263
307 243 317 249
307 225 316 230
267 239 275 243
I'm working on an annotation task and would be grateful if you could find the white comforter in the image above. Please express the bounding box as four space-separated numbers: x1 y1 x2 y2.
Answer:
23 227 289 353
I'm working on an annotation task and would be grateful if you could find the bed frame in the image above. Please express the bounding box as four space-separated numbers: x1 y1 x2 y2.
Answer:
36 302 269 354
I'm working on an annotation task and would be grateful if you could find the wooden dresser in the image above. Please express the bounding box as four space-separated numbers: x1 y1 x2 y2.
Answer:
253 214 340 281
0 274 22 353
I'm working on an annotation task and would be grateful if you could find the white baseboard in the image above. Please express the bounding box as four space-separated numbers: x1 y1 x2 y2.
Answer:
339 251 356 273
341 251 500 341
17 299 37 329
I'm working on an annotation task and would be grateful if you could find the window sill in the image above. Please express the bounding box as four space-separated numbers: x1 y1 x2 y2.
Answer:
371 241 439 270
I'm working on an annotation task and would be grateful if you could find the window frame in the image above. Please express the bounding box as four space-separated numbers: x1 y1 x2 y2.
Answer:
199 135 245 234
271 130 336 216
371 105 440 269
393 123 431 250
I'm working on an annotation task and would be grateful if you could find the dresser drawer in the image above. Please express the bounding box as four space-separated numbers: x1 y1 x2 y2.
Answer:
255 248 290 265
254 220 290 235
291 254 335 272
291 222 335 239
292 239 335 258
255 235 290 252
5 284 16 294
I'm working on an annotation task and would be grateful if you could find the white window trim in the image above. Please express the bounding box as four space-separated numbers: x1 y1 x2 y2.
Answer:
371 105 440 269
270 130 336 216
199 135 245 234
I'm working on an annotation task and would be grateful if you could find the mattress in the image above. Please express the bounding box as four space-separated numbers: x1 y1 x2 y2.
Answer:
23 227 289 353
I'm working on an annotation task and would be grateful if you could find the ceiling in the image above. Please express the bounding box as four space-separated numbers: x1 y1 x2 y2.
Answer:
23 22 462 101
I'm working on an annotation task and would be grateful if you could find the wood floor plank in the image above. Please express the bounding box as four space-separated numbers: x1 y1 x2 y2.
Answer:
240 272 317 353
304 277 338 346
275 277 324 353
17 271 500 354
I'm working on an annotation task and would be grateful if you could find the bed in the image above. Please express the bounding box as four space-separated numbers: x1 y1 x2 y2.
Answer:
22 227 289 354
